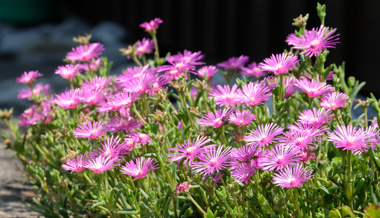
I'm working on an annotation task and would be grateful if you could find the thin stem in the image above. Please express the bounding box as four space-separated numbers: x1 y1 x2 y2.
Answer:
185 192 207 216
132 105 147 125
142 54 147 65
152 33 160 65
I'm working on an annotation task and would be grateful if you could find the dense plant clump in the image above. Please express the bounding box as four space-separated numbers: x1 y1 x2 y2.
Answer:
2 3 380 218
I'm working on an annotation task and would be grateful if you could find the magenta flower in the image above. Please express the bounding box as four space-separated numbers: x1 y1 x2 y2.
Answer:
260 53 299 75
320 92 350 110
55 89 80 109
231 162 256 184
18 105 43 127
191 146 232 176
66 43 104 62
122 137 139 151
168 136 216 165
97 96 122 113
82 76 113 91
114 91 137 108
129 131 152 146
284 77 299 98
240 62 267 78
237 81 272 106
327 125 374 154
78 88 105 105
16 71 43 85
217 55 249 70
121 157 159 179
298 150 316 162
85 155 119 173
197 65 218 80
259 145 301 171
273 164 313 188
73 121 107 139
117 65 155 83
139 18 163 34
135 38 155 56
209 84 240 107
62 153 90 172
174 182 190 195
166 50 204 68
228 110 255 126
288 121 328 138
280 130 319 150
245 123 283 148
286 25 340 57
55 64 81 80
198 108 234 128
79 58 102 71
95 135 127 159
148 75 168 95
18 83 50 100
295 78 334 98
122 74 155 95
229 145 260 170
298 108 333 127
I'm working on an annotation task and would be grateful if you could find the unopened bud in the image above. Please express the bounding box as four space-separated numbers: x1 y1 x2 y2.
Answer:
73 34 92 45
190 107 201 117
4 139 11 147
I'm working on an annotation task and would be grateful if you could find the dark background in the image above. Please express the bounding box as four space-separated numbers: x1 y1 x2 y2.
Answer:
1 0 380 114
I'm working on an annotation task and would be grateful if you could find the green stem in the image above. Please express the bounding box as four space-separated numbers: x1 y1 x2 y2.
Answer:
347 150 354 209
179 92 195 129
293 188 302 217
185 192 207 216
152 33 160 65
142 54 147 65
132 105 147 125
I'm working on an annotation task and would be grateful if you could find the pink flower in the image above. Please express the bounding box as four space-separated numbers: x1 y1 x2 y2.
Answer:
167 136 216 165
174 182 190 195
259 145 301 171
73 121 107 139
82 76 113 91
209 84 240 107
327 125 374 154
18 83 50 100
298 150 316 162
107 108 141 133
320 92 350 110
121 157 159 179
244 123 283 148
95 135 127 159
298 108 333 127
55 89 80 109
117 65 155 83
284 77 299 98
78 88 105 105
237 81 272 106
273 164 313 188
240 62 267 78
18 105 43 127
286 25 340 57
129 131 152 146
16 71 42 85
114 91 137 108
62 153 89 172
139 18 163 34
229 145 260 170
260 53 299 75
122 137 139 151
122 74 155 95
79 58 102 71
166 50 204 68
135 38 155 56
197 65 218 80
295 78 334 98
217 55 249 70
85 155 119 173
228 110 255 126
66 43 105 62
231 162 256 184
191 146 232 176
280 130 319 150
55 64 81 80
198 108 234 128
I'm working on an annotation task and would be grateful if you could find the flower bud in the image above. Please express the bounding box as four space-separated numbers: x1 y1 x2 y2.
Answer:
73 34 92 45
4 139 11 147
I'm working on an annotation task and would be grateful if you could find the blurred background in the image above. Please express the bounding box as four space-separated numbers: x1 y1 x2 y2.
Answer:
0 0 379 115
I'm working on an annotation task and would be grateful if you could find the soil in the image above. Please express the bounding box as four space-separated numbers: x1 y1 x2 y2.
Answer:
0 121 40 217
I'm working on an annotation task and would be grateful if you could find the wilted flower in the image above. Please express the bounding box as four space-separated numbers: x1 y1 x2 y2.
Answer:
135 38 155 56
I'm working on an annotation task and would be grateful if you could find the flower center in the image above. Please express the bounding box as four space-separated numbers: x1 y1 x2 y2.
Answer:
186 147 196 154
250 97 256 102
331 102 336 108
310 39 320 49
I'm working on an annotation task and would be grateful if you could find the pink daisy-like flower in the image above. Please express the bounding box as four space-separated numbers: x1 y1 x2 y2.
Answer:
55 64 81 80
237 81 272 106
295 78 334 98
66 43 104 62
198 108 234 128
78 88 105 105
62 153 90 172
261 75 278 90
73 121 107 139
122 137 139 151
327 125 374 154
82 76 113 91
122 73 155 95
298 108 333 127
79 58 102 72
191 146 232 176
129 131 152 146
167 136 216 165
85 155 119 173
139 18 163 34
288 121 328 138
114 91 137 108
117 65 155 83
284 77 299 98
197 65 218 80
371 118 378 128
135 38 155 56
148 75 167 95
55 89 80 109
240 62 267 78
16 71 43 85
298 150 316 162
231 162 256 184
18 83 50 100
259 145 301 171
228 110 256 126
95 135 127 159
273 163 313 188
217 55 249 70
209 84 240 107
121 157 159 179
286 25 340 57
166 50 204 68
280 130 319 150
245 123 284 148
229 145 260 170
97 96 122 113
320 92 350 110
260 53 299 75
18 105 43 127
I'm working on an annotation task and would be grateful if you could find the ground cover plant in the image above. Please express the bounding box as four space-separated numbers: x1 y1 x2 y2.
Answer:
2 3 380 218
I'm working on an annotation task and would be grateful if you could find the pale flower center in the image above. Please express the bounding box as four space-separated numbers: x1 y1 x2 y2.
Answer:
170 70 178 75
291 177 296 182
239 120 244 123
210 158 218 167
186 147 196 154
310 39 320 49
250 97 256 102
278 155 284 160
331 102 336 108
